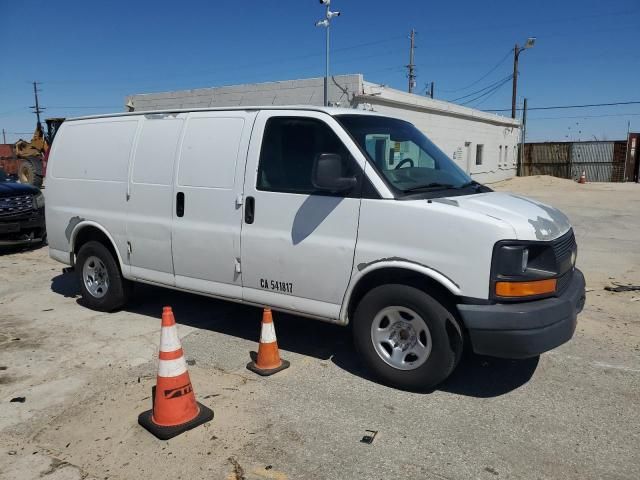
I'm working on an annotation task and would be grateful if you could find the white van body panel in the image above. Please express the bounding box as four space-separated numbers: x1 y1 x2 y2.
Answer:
452 192 572 241
46 116 139 275
352 198 516 301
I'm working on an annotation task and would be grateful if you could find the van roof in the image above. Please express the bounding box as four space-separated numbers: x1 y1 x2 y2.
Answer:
66 106 385 122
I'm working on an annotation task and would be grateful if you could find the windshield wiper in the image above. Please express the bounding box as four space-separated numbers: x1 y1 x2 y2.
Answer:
402 182 456 193
457 180 482 189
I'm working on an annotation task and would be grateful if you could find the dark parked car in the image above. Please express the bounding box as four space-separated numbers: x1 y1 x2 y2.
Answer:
0 168 46 246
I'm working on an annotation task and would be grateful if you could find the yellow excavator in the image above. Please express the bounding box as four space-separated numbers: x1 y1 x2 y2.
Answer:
0 118 64 187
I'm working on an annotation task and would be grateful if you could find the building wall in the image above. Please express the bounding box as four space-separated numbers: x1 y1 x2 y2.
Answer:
126 75 362 111
126 74 520 184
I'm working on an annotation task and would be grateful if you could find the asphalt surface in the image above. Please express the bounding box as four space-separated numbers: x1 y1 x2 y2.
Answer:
1 177 638 479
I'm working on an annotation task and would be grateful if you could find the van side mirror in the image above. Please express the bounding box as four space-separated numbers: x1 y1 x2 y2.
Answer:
311 153 357 192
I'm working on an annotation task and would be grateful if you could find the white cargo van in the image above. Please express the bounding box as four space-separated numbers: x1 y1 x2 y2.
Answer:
46 107 585 389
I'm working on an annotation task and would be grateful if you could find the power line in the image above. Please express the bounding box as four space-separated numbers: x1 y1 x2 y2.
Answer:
484 101 640 112
448 74 513 103
46 105 121 109
438 49 512 93
528 112 640 121
460 76 513 106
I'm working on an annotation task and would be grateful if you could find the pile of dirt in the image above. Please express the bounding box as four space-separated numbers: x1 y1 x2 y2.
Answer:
490 175 579 190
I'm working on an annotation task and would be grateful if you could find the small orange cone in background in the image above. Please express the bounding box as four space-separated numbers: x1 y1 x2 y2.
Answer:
246 308 290 376
578 170 587 184
138 306 213 440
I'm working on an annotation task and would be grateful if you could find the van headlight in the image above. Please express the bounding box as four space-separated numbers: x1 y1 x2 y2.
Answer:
33 192 45 209
491 243 558 300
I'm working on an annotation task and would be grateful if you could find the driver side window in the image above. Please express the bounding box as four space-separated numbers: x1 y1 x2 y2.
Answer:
257 117 358 195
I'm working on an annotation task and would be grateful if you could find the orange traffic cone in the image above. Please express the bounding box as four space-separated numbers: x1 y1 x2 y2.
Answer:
578 170 587 184
246 308 290 376
138 306 213 440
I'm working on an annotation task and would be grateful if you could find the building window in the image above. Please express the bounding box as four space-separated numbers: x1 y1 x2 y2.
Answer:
476 144 484 165
499 145 503 166
504 145 509 164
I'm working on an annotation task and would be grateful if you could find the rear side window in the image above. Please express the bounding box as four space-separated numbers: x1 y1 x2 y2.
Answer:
178 116 245 189
257 117 357 194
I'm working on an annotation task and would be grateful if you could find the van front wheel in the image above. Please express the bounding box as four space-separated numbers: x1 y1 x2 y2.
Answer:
76 241 130 311
353 284 460 391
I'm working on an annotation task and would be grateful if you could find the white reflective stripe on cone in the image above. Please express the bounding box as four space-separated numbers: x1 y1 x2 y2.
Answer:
160 325 181 352
260 322 277 344
158 356 188 377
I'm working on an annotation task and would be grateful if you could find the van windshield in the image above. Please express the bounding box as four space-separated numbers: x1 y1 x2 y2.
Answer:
337 114 475 196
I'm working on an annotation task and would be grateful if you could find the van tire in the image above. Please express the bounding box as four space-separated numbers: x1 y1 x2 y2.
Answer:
353 284 460 391
76 241 131 312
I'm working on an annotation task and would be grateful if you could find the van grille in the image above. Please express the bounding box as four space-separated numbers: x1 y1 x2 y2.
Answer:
552 229 576 261
552 229 577 295
0 195 34 217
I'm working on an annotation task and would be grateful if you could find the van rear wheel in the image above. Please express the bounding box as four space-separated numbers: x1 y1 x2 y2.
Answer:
353 284 461 391
76 241 130 311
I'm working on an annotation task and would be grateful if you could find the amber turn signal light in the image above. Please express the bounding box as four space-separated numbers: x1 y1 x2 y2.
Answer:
495 278 557 297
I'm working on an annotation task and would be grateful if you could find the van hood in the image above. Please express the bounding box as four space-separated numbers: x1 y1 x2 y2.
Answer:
438 191 571 241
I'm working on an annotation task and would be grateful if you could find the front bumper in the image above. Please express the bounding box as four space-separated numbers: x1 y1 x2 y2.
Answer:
457 269 586 358
0 208 46 246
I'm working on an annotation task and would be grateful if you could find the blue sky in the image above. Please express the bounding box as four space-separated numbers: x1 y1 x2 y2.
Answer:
1 0 639 144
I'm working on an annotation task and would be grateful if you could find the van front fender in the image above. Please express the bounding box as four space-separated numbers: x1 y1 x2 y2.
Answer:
339 259 462 325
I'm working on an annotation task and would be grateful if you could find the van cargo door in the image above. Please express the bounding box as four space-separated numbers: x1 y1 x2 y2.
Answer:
127 114 185 285
171 111 257 297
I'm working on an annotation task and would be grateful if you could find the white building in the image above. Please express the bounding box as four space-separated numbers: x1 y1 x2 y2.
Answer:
126 74 521 183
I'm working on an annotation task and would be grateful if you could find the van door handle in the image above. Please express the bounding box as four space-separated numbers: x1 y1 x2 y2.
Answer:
176 192 185 217
245 196 255 224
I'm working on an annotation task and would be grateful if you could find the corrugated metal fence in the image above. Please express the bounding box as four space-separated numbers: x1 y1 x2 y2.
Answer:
521 141 627 182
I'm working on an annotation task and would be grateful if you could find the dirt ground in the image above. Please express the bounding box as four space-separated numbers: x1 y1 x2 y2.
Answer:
1 176 638 480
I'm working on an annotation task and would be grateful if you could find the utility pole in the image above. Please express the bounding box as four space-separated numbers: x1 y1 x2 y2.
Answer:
519 97 527 176
407 29 416 93
2 129 6 144
511 44 519 119
429 81 434 99
30 81 44 130
511 37 536 118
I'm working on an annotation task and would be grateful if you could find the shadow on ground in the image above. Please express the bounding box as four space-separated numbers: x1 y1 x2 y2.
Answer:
51 271 539 398
0 243 46 256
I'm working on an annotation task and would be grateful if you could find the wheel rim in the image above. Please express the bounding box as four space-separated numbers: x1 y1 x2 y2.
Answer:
370 306 432 370
82 256 109 298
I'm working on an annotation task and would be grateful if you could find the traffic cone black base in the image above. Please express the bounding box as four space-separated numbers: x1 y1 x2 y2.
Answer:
246 358 290 377
138 402 214 440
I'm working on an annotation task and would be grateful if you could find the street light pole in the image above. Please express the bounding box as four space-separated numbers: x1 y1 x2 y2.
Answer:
511 37 536 119
325 9 330 106
316 0 341 107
